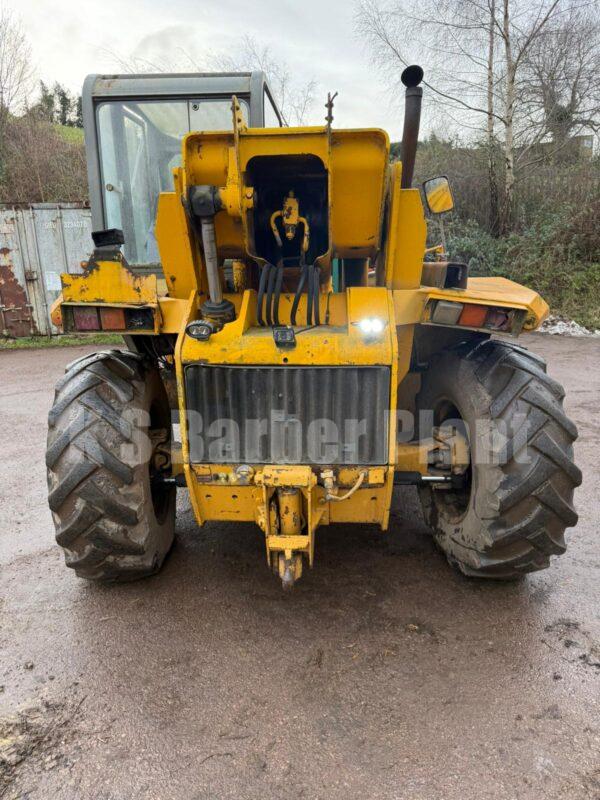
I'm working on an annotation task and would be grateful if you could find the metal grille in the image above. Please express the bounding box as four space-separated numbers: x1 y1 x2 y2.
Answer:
184 365 390 465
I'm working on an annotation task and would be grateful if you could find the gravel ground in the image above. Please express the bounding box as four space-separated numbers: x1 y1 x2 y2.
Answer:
0 334 598 800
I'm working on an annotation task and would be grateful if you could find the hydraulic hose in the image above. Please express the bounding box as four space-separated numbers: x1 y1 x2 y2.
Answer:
313 265 320 326
273 264 284 326
257 263 270 326
291 263 308 326
265 263 277 327
306 264 314 326
322 470 367 503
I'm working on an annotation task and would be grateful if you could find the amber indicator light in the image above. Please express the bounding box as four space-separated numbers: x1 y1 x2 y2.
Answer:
458 303 488 328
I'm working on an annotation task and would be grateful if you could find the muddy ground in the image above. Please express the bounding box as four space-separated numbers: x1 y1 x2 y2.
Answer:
0 335 598 800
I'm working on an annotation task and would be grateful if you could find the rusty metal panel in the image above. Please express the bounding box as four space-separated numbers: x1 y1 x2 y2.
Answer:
30 205 93 334
0 209 38 337
15 210 49 335
0 204 92 337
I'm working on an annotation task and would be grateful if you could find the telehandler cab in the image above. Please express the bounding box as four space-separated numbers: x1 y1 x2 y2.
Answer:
47 67 581 588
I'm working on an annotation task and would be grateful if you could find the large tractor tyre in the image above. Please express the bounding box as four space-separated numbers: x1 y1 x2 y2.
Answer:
46 350 176 582
416 338 581 579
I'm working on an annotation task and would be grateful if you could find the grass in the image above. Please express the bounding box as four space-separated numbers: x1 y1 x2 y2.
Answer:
0 333 123 350
54 124 84 144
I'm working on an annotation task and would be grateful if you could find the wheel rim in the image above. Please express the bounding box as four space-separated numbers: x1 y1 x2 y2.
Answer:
431 398 472 523
149 400 173 524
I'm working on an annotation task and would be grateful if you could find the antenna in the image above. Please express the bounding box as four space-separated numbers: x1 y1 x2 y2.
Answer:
325 91 338 130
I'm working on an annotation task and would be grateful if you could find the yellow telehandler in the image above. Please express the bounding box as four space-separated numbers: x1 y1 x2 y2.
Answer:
47 67 580 588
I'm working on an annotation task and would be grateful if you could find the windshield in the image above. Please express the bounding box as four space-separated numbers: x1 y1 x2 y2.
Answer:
97 98 249 267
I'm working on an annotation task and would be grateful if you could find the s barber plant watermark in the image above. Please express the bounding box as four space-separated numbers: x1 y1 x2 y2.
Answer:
69 405 532 470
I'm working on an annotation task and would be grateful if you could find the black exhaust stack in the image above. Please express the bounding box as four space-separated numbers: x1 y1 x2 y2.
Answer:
400 65 424 189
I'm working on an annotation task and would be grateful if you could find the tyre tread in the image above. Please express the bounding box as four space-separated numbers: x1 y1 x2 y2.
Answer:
46 349 173 582
419 338 580 579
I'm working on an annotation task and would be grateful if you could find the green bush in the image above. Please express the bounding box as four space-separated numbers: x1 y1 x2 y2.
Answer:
442 205 600 330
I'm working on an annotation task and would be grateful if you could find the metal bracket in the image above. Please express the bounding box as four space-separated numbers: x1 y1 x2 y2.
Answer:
255 465 326 585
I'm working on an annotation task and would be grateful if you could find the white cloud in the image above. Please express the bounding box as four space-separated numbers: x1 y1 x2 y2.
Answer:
11 0 418 139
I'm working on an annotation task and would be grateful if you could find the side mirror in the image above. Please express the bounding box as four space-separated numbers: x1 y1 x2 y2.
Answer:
423 176 454 215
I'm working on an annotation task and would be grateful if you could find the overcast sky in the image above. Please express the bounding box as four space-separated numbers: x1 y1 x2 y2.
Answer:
12 0 416 139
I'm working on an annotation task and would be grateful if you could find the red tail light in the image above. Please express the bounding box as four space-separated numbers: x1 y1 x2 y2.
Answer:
99 307 126 331
72 306 100 331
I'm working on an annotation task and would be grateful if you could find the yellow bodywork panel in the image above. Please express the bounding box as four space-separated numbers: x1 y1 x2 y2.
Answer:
423 277 549 329
181 287 394 366
392 276 549 329
384 163 427 289
329 129 389 258
158 297 193 333
180 125 389 264
61 259 158 306
56 260 191 335
183 461 390 567
156 189 205 299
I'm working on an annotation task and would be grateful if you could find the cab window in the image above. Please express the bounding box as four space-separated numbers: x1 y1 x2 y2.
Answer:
97 97 249 266
264 90 282 127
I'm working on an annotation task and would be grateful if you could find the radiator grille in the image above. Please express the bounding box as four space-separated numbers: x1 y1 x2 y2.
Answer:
184 365 390 465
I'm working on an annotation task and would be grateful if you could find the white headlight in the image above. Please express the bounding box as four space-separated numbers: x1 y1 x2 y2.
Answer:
357 318 384 336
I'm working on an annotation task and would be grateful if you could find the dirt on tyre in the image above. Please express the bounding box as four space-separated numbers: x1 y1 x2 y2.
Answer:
46 349 176 581
417 338 581 579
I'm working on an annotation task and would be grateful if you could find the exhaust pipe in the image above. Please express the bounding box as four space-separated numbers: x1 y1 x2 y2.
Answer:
400 65 424 189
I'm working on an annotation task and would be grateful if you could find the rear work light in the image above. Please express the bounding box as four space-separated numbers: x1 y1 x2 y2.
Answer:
125 307 155 330
430 301 516 333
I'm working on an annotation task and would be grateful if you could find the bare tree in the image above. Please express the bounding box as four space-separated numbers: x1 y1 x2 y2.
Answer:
486 0 499 231
0 7 34 158
106 51 176 75
108 35 318 126
519 4 600 146
204 36 317 126
356 0 505 227
356 0 502 130
356 0 594 232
